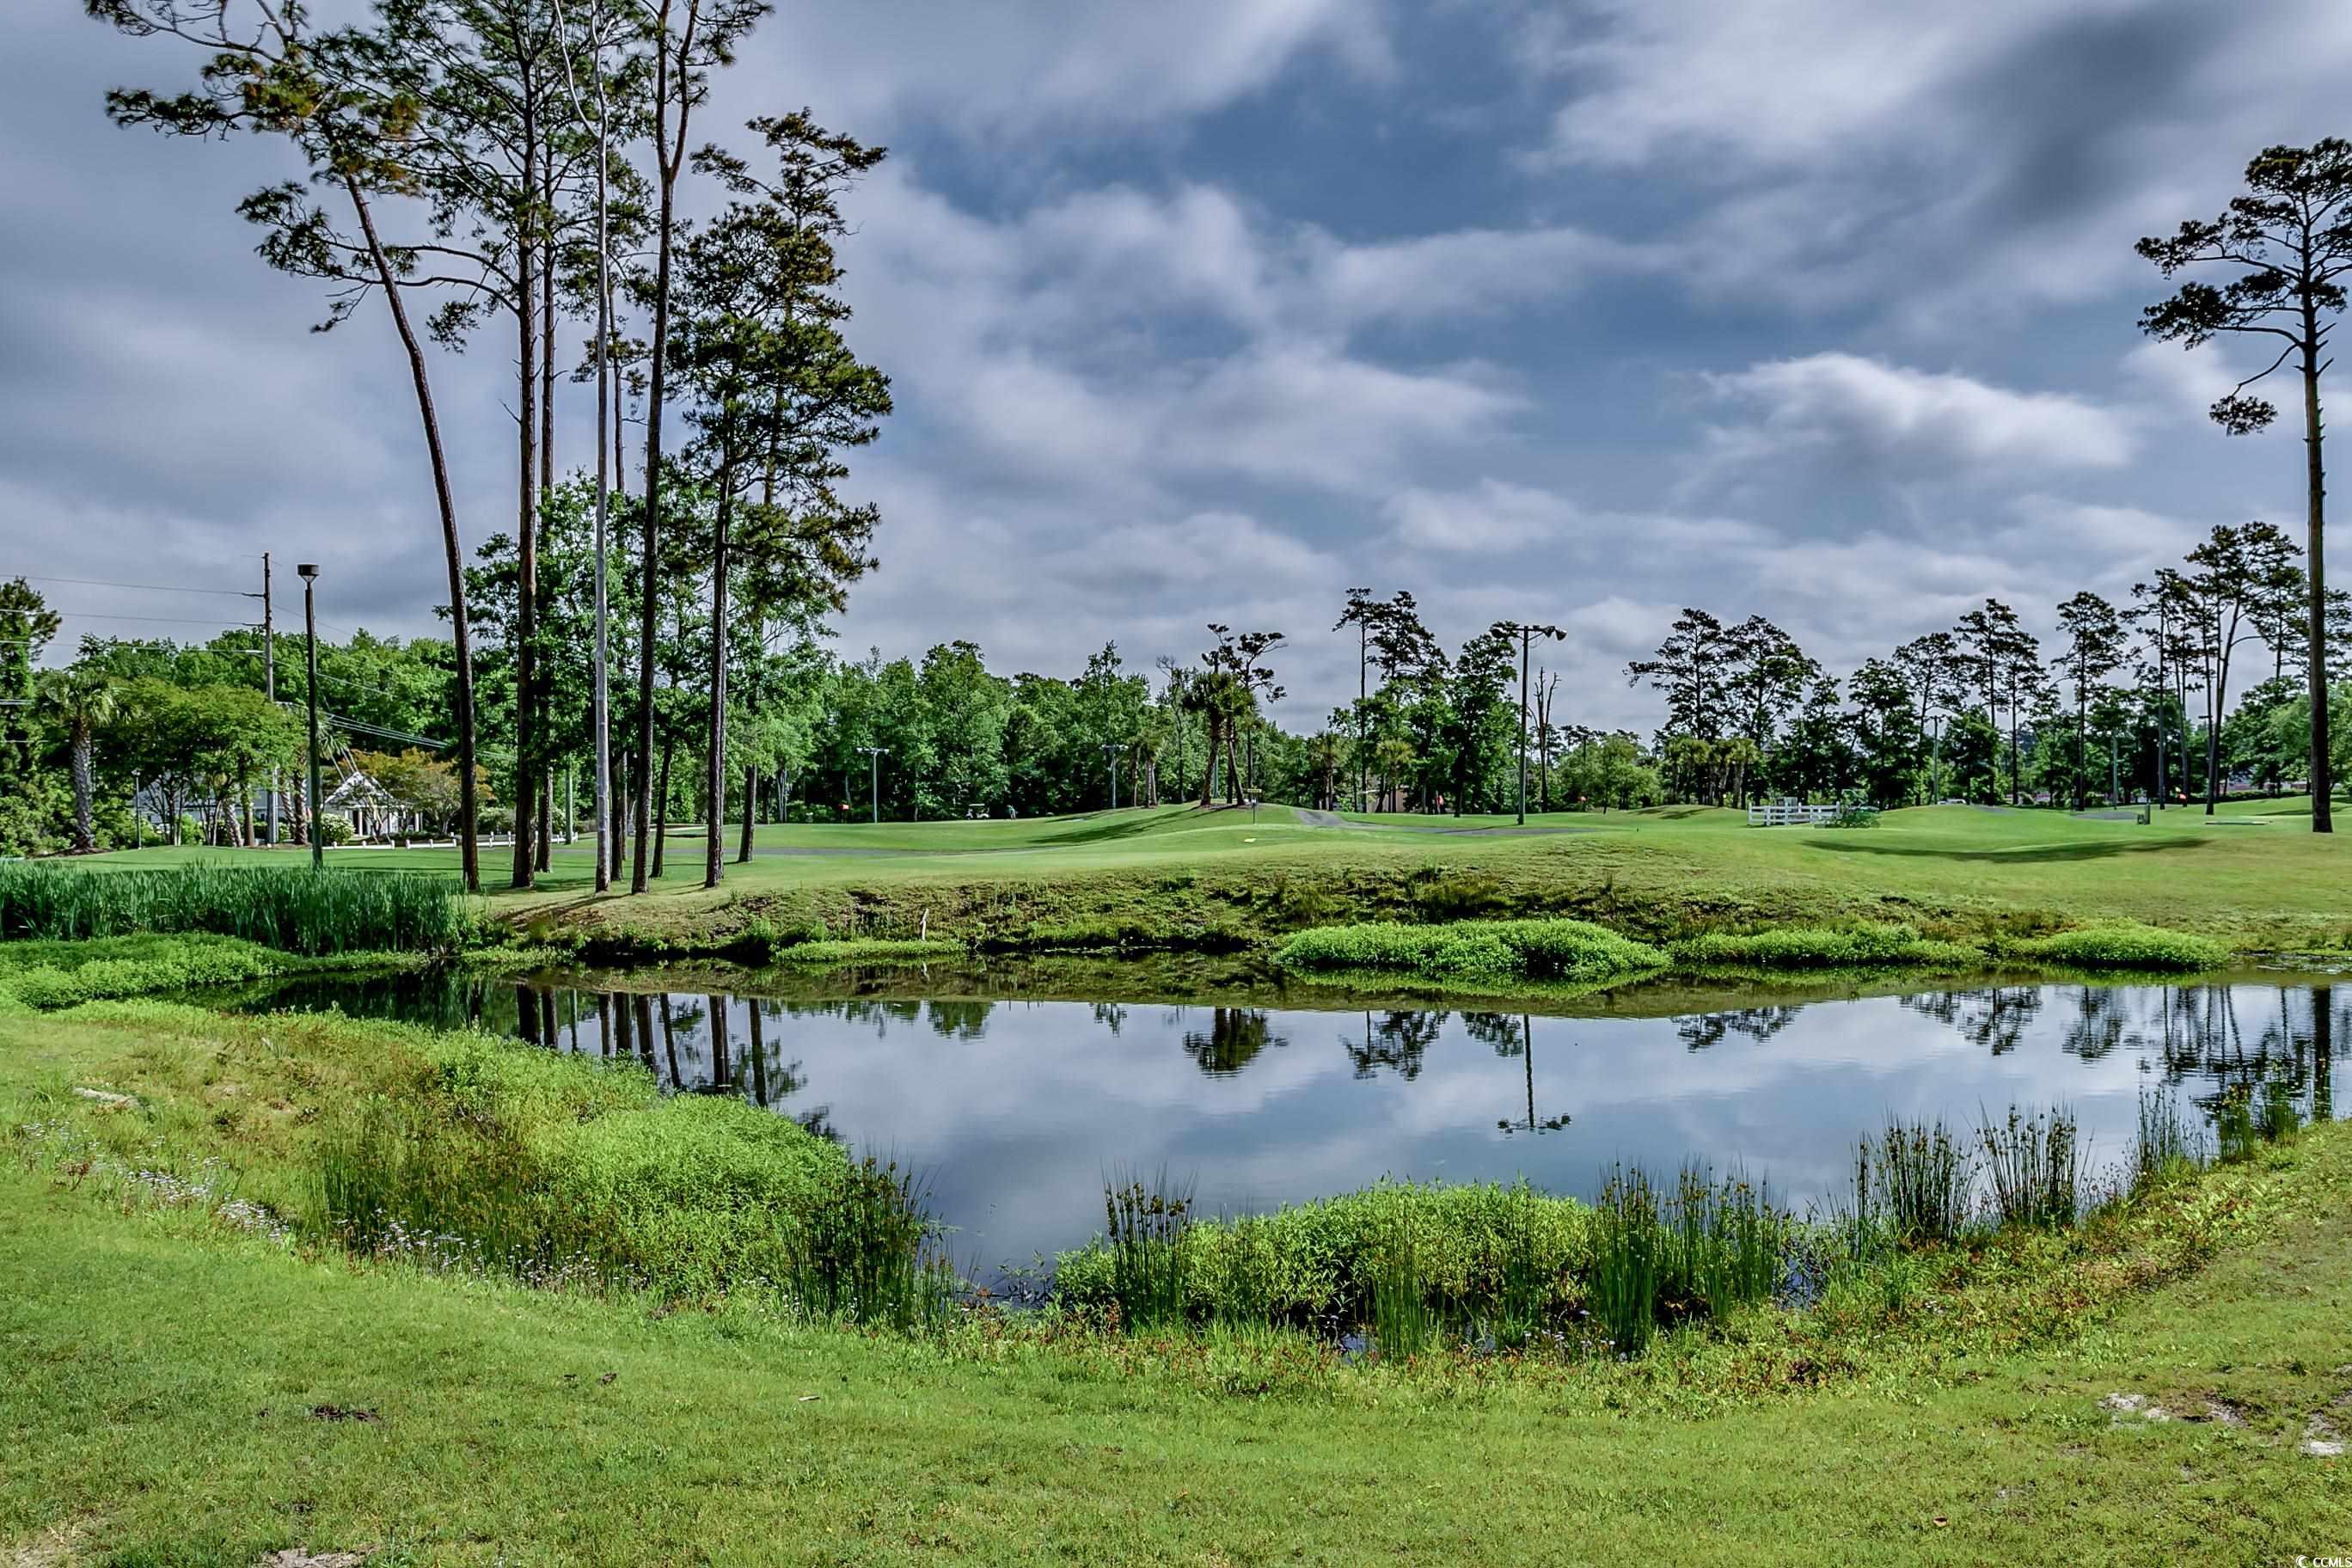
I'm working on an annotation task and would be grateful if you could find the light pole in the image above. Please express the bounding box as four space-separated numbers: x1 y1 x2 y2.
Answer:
858 745 889 824
1100 741 1120 812
297 563 323 872
1502 622 1565 824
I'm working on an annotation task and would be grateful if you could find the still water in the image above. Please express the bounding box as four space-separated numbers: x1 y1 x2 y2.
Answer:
233 968 2343 1272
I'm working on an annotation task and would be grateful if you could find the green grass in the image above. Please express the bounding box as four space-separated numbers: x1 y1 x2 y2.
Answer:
9 1000 863 1306
1672 922 1983 968
1274 916 1669 985
61 798 2352 962
5 1000 2351 1561
0 932 414 1011
768 936 966 966
1998 923 2235 971
5 1128 2347 1564
0 860 476 954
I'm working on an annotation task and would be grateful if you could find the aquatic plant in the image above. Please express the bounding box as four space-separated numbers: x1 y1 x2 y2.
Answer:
1978 1106 2083 1229
2131 1085 2204 1191
0 862 477 954
791 1155 958 1332
1369 1208 1434 1358
1855 1118 1975 1247
1587 1167 1665 1356
1104 1173 1193 1330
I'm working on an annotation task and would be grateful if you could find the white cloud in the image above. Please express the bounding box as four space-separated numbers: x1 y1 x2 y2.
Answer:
1699 353 2136 480
763 0 1392 137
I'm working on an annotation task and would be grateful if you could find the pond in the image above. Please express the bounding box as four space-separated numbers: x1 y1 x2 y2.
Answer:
229 964 2344 1276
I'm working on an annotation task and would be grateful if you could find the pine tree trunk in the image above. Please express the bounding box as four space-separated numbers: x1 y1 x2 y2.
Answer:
344 173 480 891
737 762 756 863
652 729 675 879
2303 321 2333 831
705 480 730 890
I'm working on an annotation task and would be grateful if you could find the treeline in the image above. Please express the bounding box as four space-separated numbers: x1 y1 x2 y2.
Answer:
1626 519 2351 812
93 0 893 893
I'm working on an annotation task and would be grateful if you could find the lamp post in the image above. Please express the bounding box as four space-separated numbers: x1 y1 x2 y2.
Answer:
297 563 323 871
1100 741 1120 812
857 745 889 824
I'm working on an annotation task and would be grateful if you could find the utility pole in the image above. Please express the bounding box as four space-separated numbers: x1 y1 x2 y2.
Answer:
297 563 323 872
1100 741 1120 812
858 746 889 824
257 552 277 845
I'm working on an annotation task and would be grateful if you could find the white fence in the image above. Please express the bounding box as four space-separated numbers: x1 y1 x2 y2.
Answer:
1747 800 1841 826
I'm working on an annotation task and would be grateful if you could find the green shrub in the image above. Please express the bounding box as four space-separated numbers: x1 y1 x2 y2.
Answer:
1274 918 1666 989
0 862 477 954
1671 923 1980 969
1998 922 2228 971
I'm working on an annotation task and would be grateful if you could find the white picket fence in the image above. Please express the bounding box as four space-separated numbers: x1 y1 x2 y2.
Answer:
1747 799 1840 826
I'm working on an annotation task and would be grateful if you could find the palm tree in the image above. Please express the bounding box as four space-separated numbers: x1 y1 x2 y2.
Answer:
36 669 117 854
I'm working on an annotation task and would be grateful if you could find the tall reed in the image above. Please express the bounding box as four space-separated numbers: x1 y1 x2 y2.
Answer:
1977 1106 2082 1229
1855 1118 1974 1246
0 862 475 954
1663 1165 1786 1317
1104 1173 1193 1330
2132 1085 2202 1191
1370 1207 1435 1357
1587 1167 1664 1356
791 1155 957 1332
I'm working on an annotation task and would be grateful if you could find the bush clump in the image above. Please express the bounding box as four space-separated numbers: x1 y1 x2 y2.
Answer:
1274 918 1666 989
1671 922 1981 969
1998 922 2228 971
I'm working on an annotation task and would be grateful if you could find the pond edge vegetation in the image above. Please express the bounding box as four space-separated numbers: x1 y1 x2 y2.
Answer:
9 997 2321 1408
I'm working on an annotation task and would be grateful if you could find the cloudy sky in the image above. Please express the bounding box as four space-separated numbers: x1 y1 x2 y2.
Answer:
9 0 2351 728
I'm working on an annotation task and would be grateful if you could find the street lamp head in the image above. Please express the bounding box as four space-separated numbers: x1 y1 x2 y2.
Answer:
297 563 320 580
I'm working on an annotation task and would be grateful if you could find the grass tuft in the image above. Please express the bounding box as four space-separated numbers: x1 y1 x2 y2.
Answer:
1997 922 2228 971
1274 918 1667 988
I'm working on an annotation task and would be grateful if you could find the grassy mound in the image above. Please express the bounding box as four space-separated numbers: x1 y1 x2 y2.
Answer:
1273 917 1668 987
1998 922 2230 971
1670 922 1982 969
10 1001 937 1314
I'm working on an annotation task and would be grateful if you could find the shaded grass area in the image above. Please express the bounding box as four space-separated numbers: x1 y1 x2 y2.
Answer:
0 933 421 1012
3 1123 2347 1564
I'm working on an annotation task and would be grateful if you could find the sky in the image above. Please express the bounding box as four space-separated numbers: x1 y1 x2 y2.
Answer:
9 0 2352 731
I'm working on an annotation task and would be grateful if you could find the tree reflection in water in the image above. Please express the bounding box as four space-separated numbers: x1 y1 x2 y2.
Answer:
1902 987 2043 1054
1183 1008 1285 1075
1343 1011 1442 1081
1463 1013 1570 1134
1675 1008 1800 1051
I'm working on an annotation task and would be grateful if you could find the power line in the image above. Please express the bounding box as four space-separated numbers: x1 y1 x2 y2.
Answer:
56 611 265 628
3 573 255 597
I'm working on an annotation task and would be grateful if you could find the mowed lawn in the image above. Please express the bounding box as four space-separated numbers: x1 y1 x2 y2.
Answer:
70 796 2352 952
3 1123 2349 1566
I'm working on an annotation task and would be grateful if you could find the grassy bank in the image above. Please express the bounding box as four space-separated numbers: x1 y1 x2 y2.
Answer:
75 798 2352 963
3 1083 2347 1562
0 932 431 1012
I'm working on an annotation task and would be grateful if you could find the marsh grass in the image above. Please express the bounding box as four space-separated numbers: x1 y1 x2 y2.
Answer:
1588 1167 1664 1355
1664 1165 1787 1318
1670 923 1979 969
2133 1085 2205 1191
1977 1106 2083 1229
1104 1172 1192 1330
0 862 476 954
1370 1209 1435 1358
791 1154 958 1332
1856 1119 1974 1246
1996 922 2228 972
